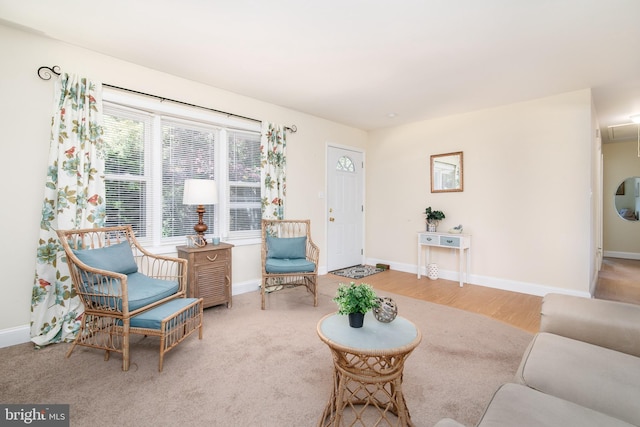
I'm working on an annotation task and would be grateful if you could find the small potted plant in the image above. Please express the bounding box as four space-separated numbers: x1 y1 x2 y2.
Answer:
424 206 445 232
333 282 379 328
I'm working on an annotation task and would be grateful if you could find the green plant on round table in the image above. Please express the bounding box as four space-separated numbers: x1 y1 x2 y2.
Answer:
333 282 379 328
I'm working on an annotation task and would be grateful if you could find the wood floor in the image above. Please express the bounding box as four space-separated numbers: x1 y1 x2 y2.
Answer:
323 257 640 335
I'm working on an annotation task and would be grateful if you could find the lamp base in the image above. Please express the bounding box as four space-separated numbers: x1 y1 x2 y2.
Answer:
194 205 208 245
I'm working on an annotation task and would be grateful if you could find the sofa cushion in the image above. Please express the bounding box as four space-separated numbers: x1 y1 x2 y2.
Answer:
72 241 138 275
265 258 315 273
540 293 640 358
266 236 306 259
476 383 634 427
515 332 640 426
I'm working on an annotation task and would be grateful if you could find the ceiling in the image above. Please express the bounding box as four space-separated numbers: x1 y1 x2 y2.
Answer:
2 0 640 141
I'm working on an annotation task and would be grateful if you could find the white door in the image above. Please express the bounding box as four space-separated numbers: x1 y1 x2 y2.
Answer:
327 146 364 271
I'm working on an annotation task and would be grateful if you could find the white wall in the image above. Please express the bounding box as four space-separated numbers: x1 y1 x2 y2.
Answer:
603 140 640 258
365 90 594 296
0 24 367 343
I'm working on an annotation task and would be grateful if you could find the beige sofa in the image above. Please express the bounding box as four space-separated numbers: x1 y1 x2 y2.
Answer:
435 293 640 427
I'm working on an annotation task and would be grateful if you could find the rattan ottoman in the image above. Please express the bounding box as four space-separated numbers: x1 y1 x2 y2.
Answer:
130 297 203 371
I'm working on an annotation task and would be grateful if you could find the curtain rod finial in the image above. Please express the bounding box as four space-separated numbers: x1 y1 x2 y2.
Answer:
37 65 61 80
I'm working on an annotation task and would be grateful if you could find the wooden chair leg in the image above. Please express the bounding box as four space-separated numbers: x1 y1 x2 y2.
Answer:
66 314 84 359
314 284 318 307
158 335 166 372
122 325 130 371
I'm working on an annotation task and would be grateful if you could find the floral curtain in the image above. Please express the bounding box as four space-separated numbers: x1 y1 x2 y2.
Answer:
260 122 287 219
31 73 106 347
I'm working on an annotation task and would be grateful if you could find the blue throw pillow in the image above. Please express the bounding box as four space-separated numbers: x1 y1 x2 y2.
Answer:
266 236 307 259
72 241 138 274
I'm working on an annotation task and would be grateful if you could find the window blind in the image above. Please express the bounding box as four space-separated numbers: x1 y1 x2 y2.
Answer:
228 130 261 236
103 109 150 238
161 118 217 239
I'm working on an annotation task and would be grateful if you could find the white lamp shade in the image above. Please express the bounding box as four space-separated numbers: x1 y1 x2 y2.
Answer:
183 179 218 205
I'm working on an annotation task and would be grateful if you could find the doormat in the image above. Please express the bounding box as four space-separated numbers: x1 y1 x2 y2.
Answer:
329 264 386 279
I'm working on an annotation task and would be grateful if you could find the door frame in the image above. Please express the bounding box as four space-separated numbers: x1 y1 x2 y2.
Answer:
325 142 366 273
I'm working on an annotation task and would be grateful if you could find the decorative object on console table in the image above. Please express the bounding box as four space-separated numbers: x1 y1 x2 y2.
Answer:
424 206 445 232
177 242 233 309
448 224 463 234
333 282 379 328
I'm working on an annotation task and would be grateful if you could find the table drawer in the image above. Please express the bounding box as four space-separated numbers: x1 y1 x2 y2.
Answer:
193 248 229 265
439 236 461 247
419 234 439 245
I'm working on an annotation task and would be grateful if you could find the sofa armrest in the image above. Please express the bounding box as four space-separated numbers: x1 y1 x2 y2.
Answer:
540 293 640 357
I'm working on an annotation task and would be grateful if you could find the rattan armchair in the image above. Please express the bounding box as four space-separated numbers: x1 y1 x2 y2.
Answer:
261 219 319 309
56 225 187 371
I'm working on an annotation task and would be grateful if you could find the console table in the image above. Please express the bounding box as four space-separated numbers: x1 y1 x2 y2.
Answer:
177 243 233 308
417 232 471 287
317 312 422 427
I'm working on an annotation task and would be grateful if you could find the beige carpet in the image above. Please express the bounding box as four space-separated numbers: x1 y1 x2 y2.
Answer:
0 282 532 427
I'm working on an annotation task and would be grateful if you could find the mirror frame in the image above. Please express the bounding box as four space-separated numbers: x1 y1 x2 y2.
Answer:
431 151 464 193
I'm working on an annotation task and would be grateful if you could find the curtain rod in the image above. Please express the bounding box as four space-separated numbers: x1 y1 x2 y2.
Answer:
36 65 297 133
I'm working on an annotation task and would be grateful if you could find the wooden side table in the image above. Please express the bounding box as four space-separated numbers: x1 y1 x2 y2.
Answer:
176 243 233 308
317 312 422 426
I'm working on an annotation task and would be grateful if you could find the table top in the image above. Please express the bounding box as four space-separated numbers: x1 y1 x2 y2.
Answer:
176 242 234 253
317 312 421 353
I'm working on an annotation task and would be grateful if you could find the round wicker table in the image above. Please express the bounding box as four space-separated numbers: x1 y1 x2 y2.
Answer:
316 312 422 427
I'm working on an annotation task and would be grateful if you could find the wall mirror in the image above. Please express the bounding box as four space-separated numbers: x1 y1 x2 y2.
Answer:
431 151 463 193
615 176 640 221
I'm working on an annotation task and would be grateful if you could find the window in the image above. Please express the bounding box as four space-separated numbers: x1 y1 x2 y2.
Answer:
336 155 355 172
228 130 262 236
102 90 262 249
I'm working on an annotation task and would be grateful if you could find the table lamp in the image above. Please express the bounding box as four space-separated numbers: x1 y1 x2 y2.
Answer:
183 179 218 245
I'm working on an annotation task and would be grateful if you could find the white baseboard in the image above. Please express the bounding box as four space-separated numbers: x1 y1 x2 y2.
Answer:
365 257 591 299
603 251 640 260
0 325 30 349
232 279 261 296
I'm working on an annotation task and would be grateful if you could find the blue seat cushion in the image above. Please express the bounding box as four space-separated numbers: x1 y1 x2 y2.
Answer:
72 241 138 274
266 236 307 259
130 298 199 330
127 273 180 311
265 258 316 273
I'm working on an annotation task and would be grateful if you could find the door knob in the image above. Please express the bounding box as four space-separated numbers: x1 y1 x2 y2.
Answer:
329 217 335 222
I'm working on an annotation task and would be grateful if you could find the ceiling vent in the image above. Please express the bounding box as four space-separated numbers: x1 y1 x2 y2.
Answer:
607 123 639 142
